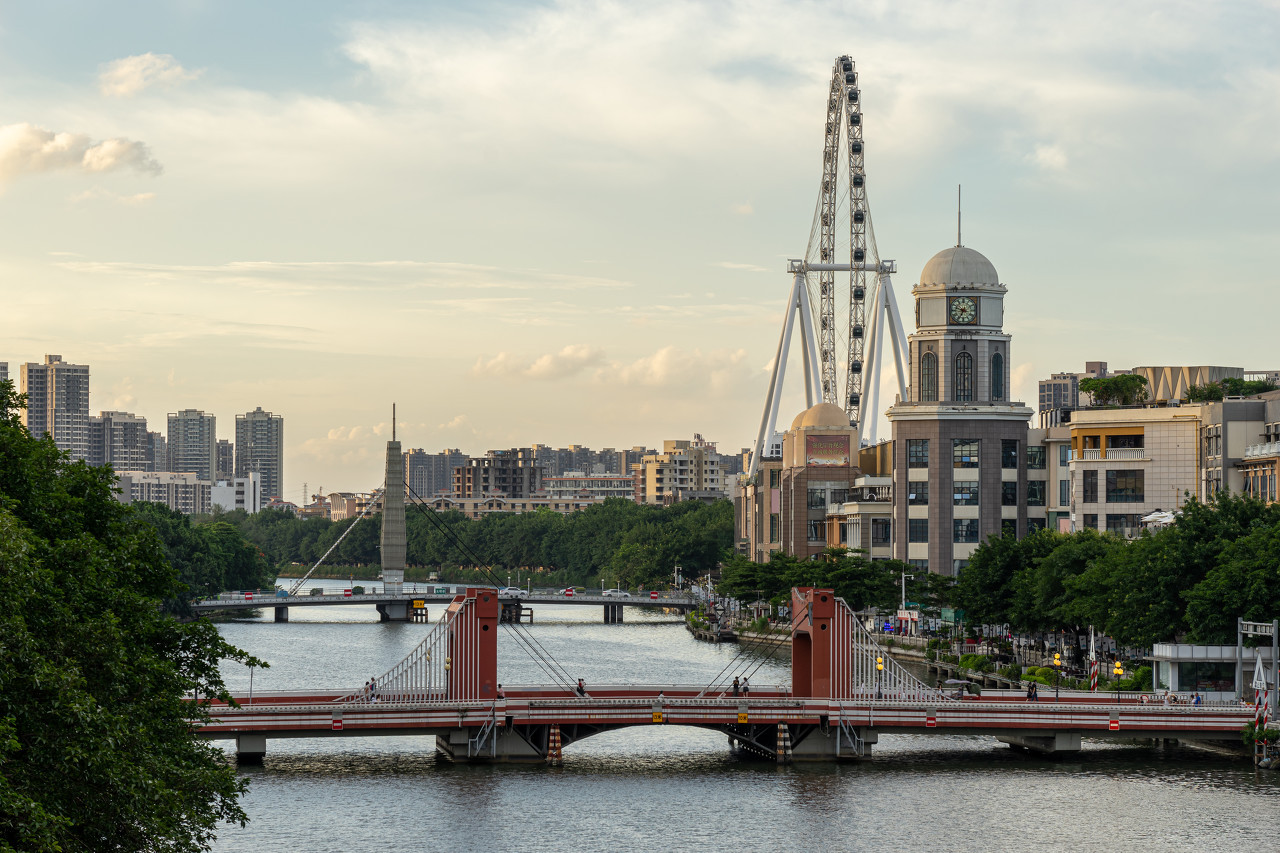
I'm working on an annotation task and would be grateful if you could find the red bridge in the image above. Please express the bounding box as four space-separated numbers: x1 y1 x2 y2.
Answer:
200 588 1254 763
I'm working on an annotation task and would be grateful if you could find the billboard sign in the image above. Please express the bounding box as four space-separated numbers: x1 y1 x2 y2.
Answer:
805 434 850 467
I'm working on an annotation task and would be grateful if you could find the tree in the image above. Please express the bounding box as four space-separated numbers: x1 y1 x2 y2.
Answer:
0 380 262 851
1080 374 1149 406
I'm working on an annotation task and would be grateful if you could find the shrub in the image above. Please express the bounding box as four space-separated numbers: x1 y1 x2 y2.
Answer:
352 585 365 595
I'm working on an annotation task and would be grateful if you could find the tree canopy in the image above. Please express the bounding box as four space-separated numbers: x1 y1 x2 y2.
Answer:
1185 377 1277 402
1079 374 1150 406
0 379 261 852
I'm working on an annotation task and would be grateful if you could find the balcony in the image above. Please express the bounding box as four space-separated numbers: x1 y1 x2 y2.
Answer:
1070 448 1146 461
1246 442 1280 459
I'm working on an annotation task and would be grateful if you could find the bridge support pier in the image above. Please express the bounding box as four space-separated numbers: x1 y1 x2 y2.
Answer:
435 728 544 763
998 732 1082 755
376 601 410 622
235 733 267 764
273 606 288 623
603 604 625 623
789 725 876 760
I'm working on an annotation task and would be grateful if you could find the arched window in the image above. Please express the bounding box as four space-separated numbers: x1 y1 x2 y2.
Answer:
920 352 938 401
991 352 1004 401
955 352 973 402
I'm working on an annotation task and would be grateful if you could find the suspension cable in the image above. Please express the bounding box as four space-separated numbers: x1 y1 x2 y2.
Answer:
287 487 385 595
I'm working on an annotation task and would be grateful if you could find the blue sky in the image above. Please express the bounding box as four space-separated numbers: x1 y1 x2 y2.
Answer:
2 1 1278 498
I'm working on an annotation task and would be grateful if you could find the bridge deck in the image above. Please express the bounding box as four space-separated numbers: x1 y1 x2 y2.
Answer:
192 592 699 612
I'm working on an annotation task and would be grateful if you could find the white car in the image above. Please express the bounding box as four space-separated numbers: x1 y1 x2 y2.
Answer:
498 587 528 599
602 589 632 598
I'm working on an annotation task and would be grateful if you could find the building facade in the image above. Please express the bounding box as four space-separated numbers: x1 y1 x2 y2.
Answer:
216 439 235 483
886 244 1036 575
413 494 603 520
116 471 211 515
88 411 150 470
235 407 283 503
167 409 217 481
633 436 728 505
20 354 91 460
543 471 636 501
405 448 468 499
212 473 263 514
453 449 544 498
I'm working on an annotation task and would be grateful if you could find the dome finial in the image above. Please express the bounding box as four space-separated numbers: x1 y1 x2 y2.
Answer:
957 184 962 248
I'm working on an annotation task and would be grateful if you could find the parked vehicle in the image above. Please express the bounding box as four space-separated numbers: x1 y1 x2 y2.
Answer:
498 587 528 599
602 589 632 598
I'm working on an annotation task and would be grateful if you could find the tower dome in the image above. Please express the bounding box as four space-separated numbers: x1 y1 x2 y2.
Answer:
919 246 999 287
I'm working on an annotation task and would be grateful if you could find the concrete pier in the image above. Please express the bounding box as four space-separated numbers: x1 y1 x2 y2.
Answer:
604 604 625 623
235 733 267 764
273 606 288 623
998 732 1083 754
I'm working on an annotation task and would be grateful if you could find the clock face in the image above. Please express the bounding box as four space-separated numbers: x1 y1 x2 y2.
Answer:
949 296 977 325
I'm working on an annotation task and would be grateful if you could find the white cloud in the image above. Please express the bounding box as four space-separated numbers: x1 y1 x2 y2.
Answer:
71 187 157 205
473 344 604 380
600 345 749 391
712 261 765 272
731 202 753 215
99 53 200 97
0 123 161 182
1030 144 1068 171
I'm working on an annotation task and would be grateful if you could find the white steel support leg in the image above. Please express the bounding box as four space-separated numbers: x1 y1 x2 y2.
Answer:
749 277 803 479
861 281 885 445
794 273 823 406
881 275 909 402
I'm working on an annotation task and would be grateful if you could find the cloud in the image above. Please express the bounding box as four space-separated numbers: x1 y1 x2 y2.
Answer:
599 345 749 391
1030 144 1067 171
473 344 604 380
711 261 766 272
99 53 200 97
71 187 157 205
731 202 753 215
0 123 161 182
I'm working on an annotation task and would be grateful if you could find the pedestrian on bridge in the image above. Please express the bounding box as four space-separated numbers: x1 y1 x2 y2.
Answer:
732 677 740 697
576 678 587 698
742 677 750 697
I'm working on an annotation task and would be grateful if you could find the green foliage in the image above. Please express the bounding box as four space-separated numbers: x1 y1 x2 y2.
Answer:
718 547 911 612
0 379 262 851
133 503 276 605
1080 373 1150 406
1187 378 1277 402
351 585 365 595
1000 663 1022 680
1110 665 1152 692
959 654 994 673
220 497 733 589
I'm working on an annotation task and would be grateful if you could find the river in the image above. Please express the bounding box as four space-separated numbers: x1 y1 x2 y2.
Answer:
210 583 1280 852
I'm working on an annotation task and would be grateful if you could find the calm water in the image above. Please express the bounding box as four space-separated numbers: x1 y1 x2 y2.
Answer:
210 583 1280 852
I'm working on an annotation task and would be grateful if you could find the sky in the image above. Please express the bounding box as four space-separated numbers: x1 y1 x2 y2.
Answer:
1 0 1278 500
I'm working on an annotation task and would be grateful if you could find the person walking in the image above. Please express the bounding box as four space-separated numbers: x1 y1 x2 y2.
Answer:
742 676 750 697
732 676 741 697
576 678 587 698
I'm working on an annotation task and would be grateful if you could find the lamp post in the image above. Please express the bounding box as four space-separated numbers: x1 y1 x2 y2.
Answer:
876 655 884 699
1113 660 1124 704
900 570 914 635
1053 652 1062 702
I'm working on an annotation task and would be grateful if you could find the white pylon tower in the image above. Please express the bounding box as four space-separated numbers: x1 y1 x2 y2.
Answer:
748 56 909 479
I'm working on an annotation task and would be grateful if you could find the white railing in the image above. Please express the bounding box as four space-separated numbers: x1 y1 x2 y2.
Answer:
1246 442 1280 459
1070 448 1145 461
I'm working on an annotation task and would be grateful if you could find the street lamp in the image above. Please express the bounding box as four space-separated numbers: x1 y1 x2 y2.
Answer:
1113 660 1124 704
876 655 884 699
1053 652 1062 702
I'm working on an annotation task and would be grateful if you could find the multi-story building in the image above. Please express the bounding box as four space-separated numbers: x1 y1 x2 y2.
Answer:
235 407 283 503
328 491 380 521
405 448 467 499
886 243 1037 575
216 439 235 482
736 403 865 561
1037 362 1109 428
1130 366 1243 403
413 493 604 520
20 355 91 460
633 435 727 505
147 431 167 472
824 477 894 560
212 473 263 514
453 449 544 498
116 471 211 515
167 409 217 481
0 362 7 384
1068 404 1205 536
543 471 636 501
88 411 150 470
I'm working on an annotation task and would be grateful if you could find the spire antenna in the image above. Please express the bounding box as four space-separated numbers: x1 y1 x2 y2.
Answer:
957 184 962 247
392 403 396 441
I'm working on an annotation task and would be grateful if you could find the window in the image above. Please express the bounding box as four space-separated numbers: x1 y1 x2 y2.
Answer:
954 481 979 506
1106 470 1144 503
953 519 980 543
1027 480 1046 506
1059 444 1069 466
769 469 780 488
954 352 973 401
1082 470 1098 503
953 559 969 574
953 439 979 468
1001 439 1019 469
1059 479 1069 506
1002 481 1018 506
808 520 825 541
769 514 779 541
908 559 929 571
908 439 929 468
839 523 849 544
807 488 827 509
920 351 938 401
830 488 848 505
991 352 1004 400
1027 518 1046 533
908 480 929 505
1083 513 1098 530
1106 513 1140 533
1027 446 1047 470
1108 434 1144 449
908 519 929 542
872 518 892 545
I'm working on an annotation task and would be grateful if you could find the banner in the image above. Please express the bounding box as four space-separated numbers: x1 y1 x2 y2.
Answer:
805 434 850 467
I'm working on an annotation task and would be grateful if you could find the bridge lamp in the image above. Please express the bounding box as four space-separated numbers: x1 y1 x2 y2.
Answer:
1113 661 1124 703
876 656 884 698
1053 652 1062 702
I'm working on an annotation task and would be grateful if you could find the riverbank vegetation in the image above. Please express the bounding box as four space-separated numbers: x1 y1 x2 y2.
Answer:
209 498 732 590
0 380 261 851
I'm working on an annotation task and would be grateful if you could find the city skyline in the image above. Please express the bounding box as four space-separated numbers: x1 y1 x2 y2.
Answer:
2 1 1278 496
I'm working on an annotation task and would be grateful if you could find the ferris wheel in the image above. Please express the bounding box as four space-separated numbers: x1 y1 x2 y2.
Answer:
748 56 909 479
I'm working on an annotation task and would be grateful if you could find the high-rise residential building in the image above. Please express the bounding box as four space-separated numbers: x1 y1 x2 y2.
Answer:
167 409 217 481
216 439 235 482
116 471 211 515
633 435 728 505
147 431 167 472
543 471 636 500
88 411 150 471
453 448 543 498
885 243 1039 575
0 362 8 384
235 407 284 503
405 448 468 499
20 355 91 460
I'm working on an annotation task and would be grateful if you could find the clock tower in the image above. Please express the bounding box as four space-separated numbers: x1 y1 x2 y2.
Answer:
886 241 1034 576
